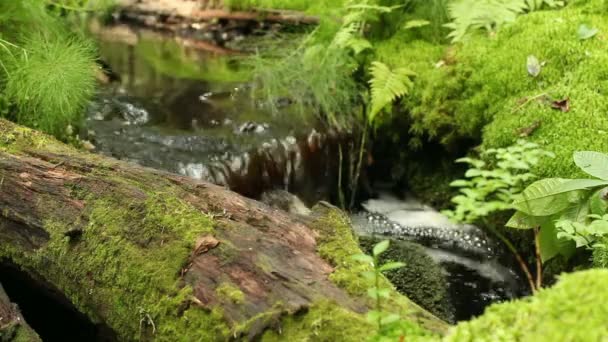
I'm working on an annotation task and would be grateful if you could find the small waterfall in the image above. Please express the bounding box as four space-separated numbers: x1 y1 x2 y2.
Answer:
351 192 527 321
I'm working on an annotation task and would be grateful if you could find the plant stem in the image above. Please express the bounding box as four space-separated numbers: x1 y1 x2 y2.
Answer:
350 120 368 210
338 144 346 210
534 227 542 289
487 225 537 292
374 257 382 330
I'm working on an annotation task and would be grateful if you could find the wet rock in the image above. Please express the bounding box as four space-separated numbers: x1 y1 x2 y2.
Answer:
237 121 269 134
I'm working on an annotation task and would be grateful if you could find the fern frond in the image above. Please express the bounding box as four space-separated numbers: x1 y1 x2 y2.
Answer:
368 61 414 123
445 0 563 42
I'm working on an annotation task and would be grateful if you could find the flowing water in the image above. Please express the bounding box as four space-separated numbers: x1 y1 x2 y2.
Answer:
84 23 528 323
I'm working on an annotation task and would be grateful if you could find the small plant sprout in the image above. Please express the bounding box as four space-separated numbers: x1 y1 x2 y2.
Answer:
353 240 412 341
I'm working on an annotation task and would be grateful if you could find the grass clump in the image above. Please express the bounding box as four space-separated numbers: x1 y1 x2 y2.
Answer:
445 269 608 341
4 32 96 137
0 0 98 139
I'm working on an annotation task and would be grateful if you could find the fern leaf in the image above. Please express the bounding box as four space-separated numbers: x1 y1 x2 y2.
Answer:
368 61 414 123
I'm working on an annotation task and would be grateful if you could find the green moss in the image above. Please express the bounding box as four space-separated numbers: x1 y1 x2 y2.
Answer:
391 2 608 182
0 179 231 340
359 237 453 322
309 203 448 336
261 300 374 342
0 322 40 342
216 283 245 305
445 269 608 341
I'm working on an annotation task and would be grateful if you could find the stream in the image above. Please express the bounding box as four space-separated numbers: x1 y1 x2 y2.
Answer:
84 23 528 324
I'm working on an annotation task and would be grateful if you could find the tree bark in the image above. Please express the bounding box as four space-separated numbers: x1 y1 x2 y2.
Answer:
0 283 41 342
0 119 446 340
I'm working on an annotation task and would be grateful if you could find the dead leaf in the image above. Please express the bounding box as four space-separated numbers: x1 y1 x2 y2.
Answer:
550 98 570 112
193 235 219 256
518 120 542 137
527 55 541 77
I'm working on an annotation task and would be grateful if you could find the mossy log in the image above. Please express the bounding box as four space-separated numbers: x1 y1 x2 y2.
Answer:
0 283 41 342
0 119 446 341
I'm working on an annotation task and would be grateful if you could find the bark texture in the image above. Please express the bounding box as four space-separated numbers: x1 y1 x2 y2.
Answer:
0 120 446 340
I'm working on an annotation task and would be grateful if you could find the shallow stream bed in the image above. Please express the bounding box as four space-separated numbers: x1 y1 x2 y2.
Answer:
83 22 528 323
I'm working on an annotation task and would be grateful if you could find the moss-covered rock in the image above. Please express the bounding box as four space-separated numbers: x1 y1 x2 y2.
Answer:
359 237 453 322
445 268 608 341
309 203 448 336
381 0 608 181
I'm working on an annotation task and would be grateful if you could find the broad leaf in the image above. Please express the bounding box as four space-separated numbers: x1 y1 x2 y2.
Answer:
514 178 608 215
506 211 546 229
578 24 598 40
573 151 608 180
539 221 575 262
373 240 390 256
513 178 570 215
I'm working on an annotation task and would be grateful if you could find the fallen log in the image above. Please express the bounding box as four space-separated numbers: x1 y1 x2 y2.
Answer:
0 283 41 342
0 119 446 341
116 0 319 25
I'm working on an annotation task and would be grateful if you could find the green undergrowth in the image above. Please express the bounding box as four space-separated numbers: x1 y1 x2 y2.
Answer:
382 0 608 181
309 203 447 337
445 268 608 341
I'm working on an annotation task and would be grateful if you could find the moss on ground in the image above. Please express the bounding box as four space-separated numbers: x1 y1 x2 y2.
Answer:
445 268 608 341
381 1 608 181
359 237 453 323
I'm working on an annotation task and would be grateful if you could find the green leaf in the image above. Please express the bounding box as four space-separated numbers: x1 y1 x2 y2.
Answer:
589 187 608 215
573 151 608 180
403 20 431 29
513 178 570 215
449 179 469 187
514 178 608 216
539 221 575 262
373 240 390 256
527 55 541 77
368 61 414 123
352 254 374 264
379 262 405 272
506 211 546 229
578 24 599 40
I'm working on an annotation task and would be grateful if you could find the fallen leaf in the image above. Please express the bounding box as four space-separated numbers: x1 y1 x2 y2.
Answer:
578 24 598 40
518 120 542 137
193 235 219 256
527 55 541 77
550 98 570 112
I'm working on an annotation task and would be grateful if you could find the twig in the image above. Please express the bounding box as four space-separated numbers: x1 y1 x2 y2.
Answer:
534 227 542 289
511 92 548 113
487 225 537 292
337 144 346 210
349 121 368 210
